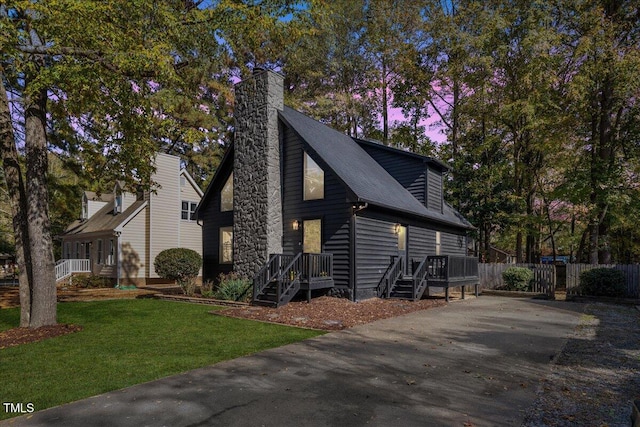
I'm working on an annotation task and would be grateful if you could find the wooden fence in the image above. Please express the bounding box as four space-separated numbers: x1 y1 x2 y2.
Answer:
478 263 556 296
566 264 640 298
479 262 640 298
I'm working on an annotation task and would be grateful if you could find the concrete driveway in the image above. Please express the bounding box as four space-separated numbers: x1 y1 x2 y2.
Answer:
2 296 585 427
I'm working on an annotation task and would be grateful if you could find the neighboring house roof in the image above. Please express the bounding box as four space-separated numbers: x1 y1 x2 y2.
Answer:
63 200 147 236
83 191 114 202
278 106 474 230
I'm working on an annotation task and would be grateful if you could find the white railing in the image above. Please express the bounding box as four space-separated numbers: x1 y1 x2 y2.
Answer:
55 259 91 282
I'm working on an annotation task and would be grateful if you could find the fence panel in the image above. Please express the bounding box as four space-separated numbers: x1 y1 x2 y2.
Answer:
566 264 640 298
478 263 556 295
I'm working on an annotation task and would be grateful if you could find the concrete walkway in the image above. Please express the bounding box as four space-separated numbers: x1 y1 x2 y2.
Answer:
2 297 585 426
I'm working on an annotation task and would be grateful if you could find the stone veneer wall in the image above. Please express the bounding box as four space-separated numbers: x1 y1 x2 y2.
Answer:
233 69 284 278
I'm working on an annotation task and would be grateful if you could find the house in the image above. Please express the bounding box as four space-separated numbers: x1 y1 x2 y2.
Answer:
60 153 203 286
196 69 478 306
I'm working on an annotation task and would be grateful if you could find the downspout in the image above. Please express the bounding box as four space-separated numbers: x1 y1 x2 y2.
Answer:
114 231 121 288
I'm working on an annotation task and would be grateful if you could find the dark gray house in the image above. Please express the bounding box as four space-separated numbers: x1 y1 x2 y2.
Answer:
196 69 478 307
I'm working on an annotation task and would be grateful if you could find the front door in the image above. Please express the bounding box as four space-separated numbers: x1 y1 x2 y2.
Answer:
397 225 408 274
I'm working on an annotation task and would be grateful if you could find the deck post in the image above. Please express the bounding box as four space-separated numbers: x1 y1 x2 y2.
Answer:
445 287 449 302
461 285 465 300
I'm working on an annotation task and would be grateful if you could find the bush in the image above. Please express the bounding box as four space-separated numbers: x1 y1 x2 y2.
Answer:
200 281 215 298
73 275 113 289
215 272 251 302
154 248 202 296
579 268 626 297
502 267 533 291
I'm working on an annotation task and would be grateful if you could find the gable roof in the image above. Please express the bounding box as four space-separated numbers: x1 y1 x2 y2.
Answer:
353 138 450 173
278 106 473 230
62 200 147 236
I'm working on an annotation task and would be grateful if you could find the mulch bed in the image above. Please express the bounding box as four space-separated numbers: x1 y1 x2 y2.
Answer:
216 296 449 330
0 324 83 349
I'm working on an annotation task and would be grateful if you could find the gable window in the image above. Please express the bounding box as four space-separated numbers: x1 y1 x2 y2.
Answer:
221 172 233 211
219 227 233 264
435 231 441 255
303 219 322 253
303 152 324 201
81 194 88 220
97 239 103 264
114 192 123 214
181 201 197 220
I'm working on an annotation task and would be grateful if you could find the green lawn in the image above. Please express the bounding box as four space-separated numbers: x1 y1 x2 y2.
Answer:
0 299 323 420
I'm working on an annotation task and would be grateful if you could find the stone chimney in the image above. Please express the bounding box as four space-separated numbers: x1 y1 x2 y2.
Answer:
233 69 284 278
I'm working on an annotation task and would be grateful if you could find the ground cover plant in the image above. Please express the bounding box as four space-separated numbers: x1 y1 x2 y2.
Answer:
502 267 533 291
0 299 322 420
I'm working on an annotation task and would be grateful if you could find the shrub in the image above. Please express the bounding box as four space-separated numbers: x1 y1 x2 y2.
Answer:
579 268 626 297
73 275 113 289
154 248 202 296
502 267 533 291
215 272 251 302
200 281 215 298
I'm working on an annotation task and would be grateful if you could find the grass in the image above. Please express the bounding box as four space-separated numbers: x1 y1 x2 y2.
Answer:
0 299 323 420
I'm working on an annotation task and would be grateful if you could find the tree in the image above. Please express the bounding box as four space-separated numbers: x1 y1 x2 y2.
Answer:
1 0 299 327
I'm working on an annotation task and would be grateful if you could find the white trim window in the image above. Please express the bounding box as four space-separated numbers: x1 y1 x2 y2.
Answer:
181 201 198 221
435 231 441 255
97 239 103 264
107 239 115 265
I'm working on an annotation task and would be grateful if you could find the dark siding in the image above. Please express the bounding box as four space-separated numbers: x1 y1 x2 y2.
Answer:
200 165 234 282
426 167 443 212
354 216 398 294
408 226 435 263
281 124 351 289
359 144 426 204
441 229 466 256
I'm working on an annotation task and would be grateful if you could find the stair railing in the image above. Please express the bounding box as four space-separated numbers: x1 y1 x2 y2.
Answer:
275 253 302 307
253 254 292 301
376 255 404 298
411 257 429 301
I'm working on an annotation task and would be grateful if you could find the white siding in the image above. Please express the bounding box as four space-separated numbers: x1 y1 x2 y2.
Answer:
148 153 181 278
87 200 107 218
120 207 147 283
179 174 203 257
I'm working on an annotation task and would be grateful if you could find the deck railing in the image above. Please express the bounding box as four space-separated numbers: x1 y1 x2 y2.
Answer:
55 259 91 282
275 253 303 306
301 253 334 281
377 255 404 298
427 255 479 281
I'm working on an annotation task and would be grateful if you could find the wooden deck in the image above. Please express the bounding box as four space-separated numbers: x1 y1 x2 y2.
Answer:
425 255 480 302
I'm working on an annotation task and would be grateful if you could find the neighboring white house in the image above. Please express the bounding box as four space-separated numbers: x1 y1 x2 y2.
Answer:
60 153 203 285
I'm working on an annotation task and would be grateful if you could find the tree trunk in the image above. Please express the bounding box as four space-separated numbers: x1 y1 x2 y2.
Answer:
24 86 57 328
381 61 389 145
0 78 34 327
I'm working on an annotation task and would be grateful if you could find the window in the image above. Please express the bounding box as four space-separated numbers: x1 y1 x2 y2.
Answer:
85 242 91 260
81 194 88 220
221 172 233 211
303 219 322 253
435 231 441 255
114 193 122 214
107 239 115 265
97 239 103 264
397 225 407 252
75 242 81 259
219 227 233 264
181 201 198 220
303 152 324 200
65 242 71 259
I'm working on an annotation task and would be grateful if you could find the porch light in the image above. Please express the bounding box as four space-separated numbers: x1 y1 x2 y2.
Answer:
292 220 300 231
394 223 401 235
